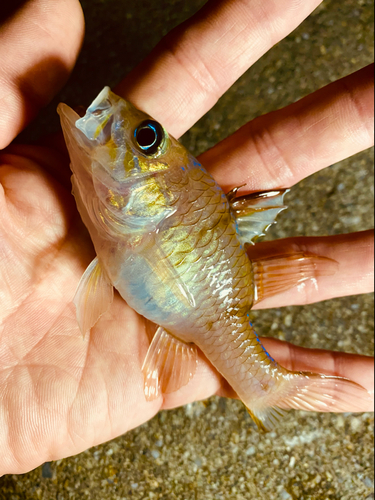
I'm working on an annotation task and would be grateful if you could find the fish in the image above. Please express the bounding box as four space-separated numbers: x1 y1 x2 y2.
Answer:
58 87 371 431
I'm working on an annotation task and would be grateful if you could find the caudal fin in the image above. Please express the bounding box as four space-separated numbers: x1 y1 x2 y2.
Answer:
246 372 372 432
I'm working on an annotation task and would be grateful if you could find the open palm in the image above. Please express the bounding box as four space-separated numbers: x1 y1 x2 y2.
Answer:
0 0 373 475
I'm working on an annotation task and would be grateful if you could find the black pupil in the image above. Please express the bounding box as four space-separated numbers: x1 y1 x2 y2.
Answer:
135 120 163 155
137 127 157 148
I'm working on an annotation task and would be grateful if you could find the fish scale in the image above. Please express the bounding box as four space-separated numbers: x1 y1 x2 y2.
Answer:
159 165 277 404
115 160 283 403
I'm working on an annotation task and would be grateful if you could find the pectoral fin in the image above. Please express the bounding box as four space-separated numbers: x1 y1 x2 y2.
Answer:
144 239 197 309
229 189 289 245
142 327 198 401
74 257 114 337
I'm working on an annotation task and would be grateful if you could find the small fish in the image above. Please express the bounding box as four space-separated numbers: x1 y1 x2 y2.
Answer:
58 88 370 431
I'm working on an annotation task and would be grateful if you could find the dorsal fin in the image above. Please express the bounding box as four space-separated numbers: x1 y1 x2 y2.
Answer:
229 189 289 245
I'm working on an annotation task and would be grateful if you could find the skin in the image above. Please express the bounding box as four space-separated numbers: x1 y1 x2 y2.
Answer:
0 0 373 475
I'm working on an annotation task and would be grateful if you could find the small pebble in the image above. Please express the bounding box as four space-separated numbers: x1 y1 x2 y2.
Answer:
41 462 53 479
246 446 256 456
351 417 362 433
362 476 373 488
284 314 293 327
280 489 293 500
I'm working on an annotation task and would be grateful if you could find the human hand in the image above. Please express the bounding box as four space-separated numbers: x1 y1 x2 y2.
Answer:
0 0 373 475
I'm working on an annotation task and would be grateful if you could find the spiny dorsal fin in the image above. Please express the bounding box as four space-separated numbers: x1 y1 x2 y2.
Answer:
229 189 289 245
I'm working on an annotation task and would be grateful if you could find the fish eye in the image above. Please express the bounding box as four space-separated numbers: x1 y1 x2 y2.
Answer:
134 120 164 156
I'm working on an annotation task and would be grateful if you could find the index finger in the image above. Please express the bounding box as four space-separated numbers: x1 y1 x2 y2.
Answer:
0 0 84 149
116 0 323 138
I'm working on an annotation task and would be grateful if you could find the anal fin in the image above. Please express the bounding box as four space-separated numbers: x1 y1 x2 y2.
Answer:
252 252 338 305
142 327 198 401
73 257 114 338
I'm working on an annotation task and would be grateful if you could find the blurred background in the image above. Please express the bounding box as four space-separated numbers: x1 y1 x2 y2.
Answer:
0 0 374 498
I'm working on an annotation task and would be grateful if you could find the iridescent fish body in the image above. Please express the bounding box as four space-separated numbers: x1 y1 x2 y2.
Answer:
58 88 370 431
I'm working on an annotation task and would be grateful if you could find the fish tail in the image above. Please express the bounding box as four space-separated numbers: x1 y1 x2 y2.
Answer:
245 371 372 432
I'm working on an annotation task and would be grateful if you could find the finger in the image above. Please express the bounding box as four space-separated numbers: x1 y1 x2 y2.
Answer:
0 142 72 190
249 230 374 309
115 0 323 137
219 340 374 410
200 64 374 191
163 340 374 412
262 338 374 400
0 0 84 150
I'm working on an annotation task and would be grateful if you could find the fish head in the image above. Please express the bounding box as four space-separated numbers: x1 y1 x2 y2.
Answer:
59 86 183 181
58 88 188 238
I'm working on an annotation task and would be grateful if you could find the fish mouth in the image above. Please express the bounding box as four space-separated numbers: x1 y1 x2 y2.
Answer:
75 87 117 143
58 87 119 154
57 102 81 129
57 102 93 153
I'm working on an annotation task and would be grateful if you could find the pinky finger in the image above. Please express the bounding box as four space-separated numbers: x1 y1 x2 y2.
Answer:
261 338 374 407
